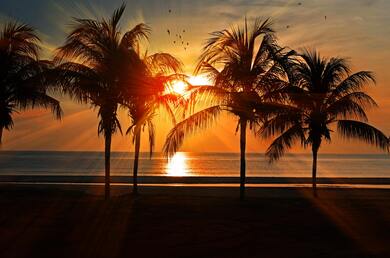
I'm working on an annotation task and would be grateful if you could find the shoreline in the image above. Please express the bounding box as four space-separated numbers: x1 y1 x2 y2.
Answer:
1 175 390 185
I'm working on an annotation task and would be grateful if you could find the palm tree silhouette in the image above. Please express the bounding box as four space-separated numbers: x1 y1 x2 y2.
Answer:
124 51 183 195
0 22 62 144
163 18 294 199
53 4 149 199
263 50 389 196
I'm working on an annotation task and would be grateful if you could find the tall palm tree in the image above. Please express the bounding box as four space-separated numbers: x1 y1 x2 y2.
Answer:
0 22 62 144
124 51 183 195
53 4 150 199
163 18 294 199
263 50 389 196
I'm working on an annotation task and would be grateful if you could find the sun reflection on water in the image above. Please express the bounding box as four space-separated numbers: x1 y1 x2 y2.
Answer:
166 152 188 176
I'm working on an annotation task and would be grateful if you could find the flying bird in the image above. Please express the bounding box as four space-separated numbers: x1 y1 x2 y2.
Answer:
167 29 170 35
286 25 290 29
173 41 176 44
298 2 302 5
169 9 171 13
325 16 327 20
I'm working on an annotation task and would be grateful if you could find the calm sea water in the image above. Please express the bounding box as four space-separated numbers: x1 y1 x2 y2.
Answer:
0 151 389 178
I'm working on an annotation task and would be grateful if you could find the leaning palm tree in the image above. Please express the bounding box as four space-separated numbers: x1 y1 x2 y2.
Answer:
0 22 62 144
262 50 389 196
163 18 294 199
124 51 183 195
53 4 149 199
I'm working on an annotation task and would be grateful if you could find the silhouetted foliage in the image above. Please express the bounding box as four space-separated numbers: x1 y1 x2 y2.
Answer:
0 22 62 144
163 18 295 199
124 48 183 194
262 49 389 195
52 4 150 198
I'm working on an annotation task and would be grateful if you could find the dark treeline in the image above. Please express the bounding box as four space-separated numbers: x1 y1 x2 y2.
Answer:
0 4 389 199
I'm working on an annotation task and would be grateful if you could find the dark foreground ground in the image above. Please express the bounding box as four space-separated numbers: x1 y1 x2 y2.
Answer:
0 184 389 258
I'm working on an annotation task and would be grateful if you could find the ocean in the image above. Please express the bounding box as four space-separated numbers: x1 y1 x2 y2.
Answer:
0 151 388 178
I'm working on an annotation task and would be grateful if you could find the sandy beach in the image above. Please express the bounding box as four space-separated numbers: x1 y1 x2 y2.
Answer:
0 184 389 258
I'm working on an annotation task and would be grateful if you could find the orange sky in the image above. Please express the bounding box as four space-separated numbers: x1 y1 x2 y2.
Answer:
0 0 389 153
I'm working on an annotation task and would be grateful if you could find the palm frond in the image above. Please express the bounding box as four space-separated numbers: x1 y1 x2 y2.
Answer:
0 103 15 129
337 120 388 151
145 52 183 74
259 105 302 138
111 3 126 29
179 86 229 118
248 18 274 52
147 119 155 158
54 38 102 64
322 57 350 87
326 92 377 121
17 92 63 120
194 61 219 81
330 71 375 99
49 62 99 103
266 125 305 163
1 22 41 59
154 93 177 125
163 106 222 157
120 23 150 49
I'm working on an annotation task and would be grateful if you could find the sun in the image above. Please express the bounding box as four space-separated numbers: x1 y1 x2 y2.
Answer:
166 75 211 96
170 80 188 95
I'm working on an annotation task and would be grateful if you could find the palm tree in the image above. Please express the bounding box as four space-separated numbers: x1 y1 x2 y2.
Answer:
124 51 183 195
0 22 62 144
53 4 150 199
263 50 389 196
163 18 294 199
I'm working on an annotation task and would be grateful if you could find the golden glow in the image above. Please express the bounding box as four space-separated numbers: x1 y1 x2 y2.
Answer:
5 1 390 154
169 80 188 95
166 152 188 176
167 75 211 95
188 75 211 86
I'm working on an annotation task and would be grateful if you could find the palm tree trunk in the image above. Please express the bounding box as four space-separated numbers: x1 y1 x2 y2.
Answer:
312 147 318 197
0 127 3 145
104 133 112 200
239 119 247 200
132 131 141 195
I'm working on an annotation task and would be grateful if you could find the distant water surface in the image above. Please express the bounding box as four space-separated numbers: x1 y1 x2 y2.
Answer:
0 151 388 178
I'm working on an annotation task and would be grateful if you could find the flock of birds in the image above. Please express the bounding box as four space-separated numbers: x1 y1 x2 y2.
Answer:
167 9 190 51
165 2 328 48
286 2 327 30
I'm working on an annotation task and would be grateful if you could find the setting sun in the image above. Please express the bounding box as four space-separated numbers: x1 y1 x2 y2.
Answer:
170 80 188 95
167 75 211 96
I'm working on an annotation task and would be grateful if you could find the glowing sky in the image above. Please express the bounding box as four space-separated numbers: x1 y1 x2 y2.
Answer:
0 0 389 153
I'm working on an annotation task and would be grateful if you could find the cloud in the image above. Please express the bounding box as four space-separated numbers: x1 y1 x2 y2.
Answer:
218 11 242 20
213 0 293 7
